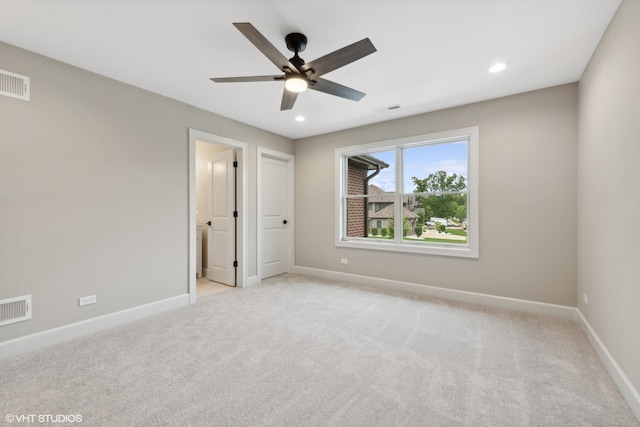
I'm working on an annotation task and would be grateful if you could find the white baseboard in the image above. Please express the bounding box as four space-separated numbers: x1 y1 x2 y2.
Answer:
293 266 577 320
0 294 189 360
577 309 640 421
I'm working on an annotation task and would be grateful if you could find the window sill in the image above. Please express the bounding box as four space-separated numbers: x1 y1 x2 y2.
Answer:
336 238 478 259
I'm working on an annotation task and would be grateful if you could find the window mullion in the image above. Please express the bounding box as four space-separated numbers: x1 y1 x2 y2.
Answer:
341 155 345 239
395 147 403 242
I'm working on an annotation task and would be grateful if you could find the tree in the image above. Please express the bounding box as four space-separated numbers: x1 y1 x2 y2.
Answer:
388 218 410 238
412 171 467 220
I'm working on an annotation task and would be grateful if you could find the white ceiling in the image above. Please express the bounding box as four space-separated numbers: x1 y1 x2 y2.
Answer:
1 0 621 139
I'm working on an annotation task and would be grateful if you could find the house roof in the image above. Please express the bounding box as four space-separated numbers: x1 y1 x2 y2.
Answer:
369 204 419 220
368 185 416 206
348 155 390 171
368 185 394 203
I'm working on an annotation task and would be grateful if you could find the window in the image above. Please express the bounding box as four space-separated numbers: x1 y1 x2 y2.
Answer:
336 127 478 258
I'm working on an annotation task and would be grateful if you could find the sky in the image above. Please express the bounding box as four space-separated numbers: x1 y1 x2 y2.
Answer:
367 140 468 192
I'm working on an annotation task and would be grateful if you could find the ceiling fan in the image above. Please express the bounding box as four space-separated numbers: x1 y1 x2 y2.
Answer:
211 23 377 110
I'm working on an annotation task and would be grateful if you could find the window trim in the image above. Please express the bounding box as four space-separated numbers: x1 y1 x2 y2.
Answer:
335 127 479 258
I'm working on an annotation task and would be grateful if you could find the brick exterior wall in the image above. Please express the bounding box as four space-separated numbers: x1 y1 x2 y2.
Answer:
346 166 367 237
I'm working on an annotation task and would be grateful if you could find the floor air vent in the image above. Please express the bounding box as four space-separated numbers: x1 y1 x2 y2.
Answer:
0 295 32 326
0 69 30 101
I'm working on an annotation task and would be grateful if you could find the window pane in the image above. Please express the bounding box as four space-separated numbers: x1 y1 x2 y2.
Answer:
406 194 468 245
368 150 395 192
404 141 468 193
346 196 367 238
346 151 394 195
346 196 399 240
368 201 396 239
417 192 467 223
398 203 420 238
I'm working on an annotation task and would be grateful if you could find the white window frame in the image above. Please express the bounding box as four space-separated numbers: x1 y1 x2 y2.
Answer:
335 127 479 258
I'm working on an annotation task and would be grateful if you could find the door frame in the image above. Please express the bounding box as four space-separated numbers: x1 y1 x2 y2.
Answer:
257 147 295 283
189 129 248 303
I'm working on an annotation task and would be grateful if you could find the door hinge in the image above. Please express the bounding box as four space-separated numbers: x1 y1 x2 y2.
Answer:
233 211 238 218
233 161 238 168
233 260 238 268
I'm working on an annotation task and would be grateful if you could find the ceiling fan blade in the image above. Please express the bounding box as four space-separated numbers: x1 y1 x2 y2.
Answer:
210 75 283 83
301 38 376 79
280 89 299 110
308 78 366 101
233 23 299 73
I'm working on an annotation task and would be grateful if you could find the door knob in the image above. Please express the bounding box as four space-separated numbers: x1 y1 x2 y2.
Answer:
283 220 288 224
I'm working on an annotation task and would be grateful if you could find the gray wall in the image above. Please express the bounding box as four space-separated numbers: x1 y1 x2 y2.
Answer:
295 84 578 306
578 0 640 396
0 42 293 342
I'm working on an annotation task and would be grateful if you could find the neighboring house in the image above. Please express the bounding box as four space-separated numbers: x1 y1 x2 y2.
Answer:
367 185 419 235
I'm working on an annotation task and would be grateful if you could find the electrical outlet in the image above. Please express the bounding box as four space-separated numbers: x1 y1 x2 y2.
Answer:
340 258 348 265
583 293 588 305
79 295 96 306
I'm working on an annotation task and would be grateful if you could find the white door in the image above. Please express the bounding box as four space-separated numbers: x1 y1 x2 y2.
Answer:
261 156 289 279
207 149 236 286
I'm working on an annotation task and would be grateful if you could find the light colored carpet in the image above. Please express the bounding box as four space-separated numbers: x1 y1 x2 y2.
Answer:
1 274 638 426
196 276 233 298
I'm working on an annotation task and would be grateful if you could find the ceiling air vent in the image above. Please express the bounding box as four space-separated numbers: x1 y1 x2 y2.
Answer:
0 295 32 326
0 69 30 101
374 104 401 113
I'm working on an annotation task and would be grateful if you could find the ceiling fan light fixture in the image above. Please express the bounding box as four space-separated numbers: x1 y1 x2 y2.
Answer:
285 74 308 93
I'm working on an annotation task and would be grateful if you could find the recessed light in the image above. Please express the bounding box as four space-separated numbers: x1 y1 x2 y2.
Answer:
489 62 508 73
295 115 305 122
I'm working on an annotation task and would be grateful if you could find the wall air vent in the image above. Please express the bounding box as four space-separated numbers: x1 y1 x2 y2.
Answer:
0 295 32 326
0 69 30 101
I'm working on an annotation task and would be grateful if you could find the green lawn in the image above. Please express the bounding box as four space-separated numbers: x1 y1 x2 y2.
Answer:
368 225 467 244
445 228 467 237
407 237 467 244
369 235 467 245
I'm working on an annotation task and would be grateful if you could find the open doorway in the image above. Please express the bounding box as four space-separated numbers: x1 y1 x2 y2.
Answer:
188 129 248 303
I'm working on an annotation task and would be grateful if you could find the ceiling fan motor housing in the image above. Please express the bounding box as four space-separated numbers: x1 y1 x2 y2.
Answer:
285 32 307 53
